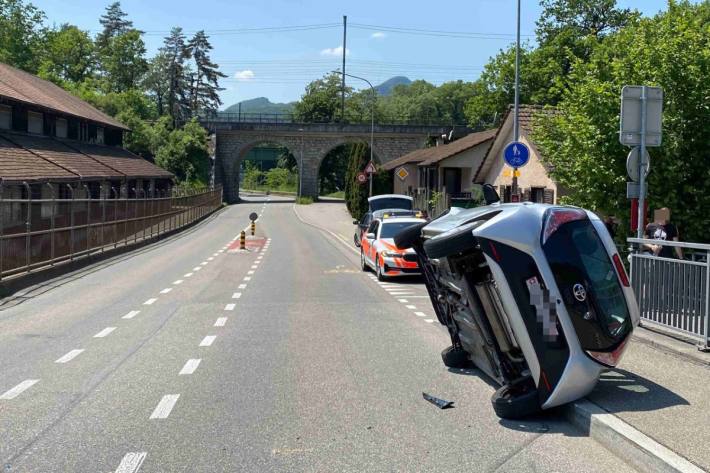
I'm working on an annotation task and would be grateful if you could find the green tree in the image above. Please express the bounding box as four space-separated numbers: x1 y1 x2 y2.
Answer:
95 1 133 50
143 52 171 116
534 0 710 241
161 27 191 124
0 0 46 72
102 29 148 92
38 24 95 84
154 118 210 184
186 31 226 116
294 73 351 123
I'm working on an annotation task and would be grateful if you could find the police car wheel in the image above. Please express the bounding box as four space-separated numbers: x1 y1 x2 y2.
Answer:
376 257 386 281
360 249 368 272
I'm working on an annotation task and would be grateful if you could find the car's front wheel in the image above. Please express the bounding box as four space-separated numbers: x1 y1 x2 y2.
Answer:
375 255 386 281
360 249 368 272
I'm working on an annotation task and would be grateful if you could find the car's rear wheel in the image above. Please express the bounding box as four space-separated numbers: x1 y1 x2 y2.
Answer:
376 256 386 281
441 345 473 369
491 382 541 419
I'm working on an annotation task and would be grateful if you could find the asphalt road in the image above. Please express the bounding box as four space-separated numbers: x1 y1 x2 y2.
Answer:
0 196 636 472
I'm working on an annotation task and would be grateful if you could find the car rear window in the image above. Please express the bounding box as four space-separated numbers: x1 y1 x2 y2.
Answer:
543 220 631 350
380 221 419 239
369 198 413 212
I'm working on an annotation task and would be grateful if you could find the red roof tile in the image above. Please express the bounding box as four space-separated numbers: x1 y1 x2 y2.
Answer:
67 142 173 179
0 135 77 181
418 129 497 166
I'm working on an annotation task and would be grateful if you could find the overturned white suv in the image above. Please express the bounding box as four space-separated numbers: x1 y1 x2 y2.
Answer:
395 186 639 419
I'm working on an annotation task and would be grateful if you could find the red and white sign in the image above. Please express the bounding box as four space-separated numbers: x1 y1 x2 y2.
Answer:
356 172 368 184
364 161 377 174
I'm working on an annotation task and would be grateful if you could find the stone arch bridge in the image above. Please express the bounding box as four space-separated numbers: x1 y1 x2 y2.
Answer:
210 121 460 203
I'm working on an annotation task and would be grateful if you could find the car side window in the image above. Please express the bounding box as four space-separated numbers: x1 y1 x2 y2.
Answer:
368 221 378 235
361 213 371 227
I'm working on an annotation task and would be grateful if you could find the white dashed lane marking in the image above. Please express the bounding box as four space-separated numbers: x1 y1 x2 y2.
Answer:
200 335 216 347
94 327 116 338
183 272 193 278
122 310 140 319
55 349 84 364
238 284 247 289
150 394 180 419
405 305 417 310
200 262 208 266
414 312 427 318
143 298 157 305
160 288 172 294
208 257 214 261
243 277 251 281
179 359 201 375
224 304 235 311
398 299 408 303
247 270 254 275
173 279 184 285
0 379 39 400
425 319 435 323
113 451 147 473
193 267 201 272
214 317 228 327
232 292 242 299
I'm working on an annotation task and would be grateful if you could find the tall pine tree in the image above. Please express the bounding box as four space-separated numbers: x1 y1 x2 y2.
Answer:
95 2 133 50
186 31 226 116
161 27 191 125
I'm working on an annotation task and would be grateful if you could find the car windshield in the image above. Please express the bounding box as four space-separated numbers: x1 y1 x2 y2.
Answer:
369 197 413 212
379 221 419 239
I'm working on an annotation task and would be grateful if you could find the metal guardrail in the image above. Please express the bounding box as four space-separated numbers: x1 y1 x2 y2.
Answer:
198 112 470 127
0 186 223 281
628 237 710 350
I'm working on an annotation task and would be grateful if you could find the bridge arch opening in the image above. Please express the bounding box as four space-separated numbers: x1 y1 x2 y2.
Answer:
237 141 299 197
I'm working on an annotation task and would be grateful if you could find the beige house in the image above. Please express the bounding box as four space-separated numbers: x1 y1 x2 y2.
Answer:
475 105 558 203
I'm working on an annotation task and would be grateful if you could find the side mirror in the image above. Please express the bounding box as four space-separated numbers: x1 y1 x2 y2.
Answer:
482 183 500 204
366 232 376 240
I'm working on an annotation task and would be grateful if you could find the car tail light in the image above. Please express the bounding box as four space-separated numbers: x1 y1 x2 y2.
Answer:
586 337 629 367
612 253 630 287
542 208 587 244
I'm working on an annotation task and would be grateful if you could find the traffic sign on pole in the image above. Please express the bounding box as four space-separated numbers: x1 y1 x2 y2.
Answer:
356 172 367 184
626 147 650 182
364 161 377 174
620 86 663 147
503 142 530 168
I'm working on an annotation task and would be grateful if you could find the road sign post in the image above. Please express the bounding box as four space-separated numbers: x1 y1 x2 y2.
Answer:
503 142 530 199
364 161 376 197
356 172 367 185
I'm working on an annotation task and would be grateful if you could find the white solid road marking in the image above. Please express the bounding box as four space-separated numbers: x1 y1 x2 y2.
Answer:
160 288 172 294
224 303 235 311
150 394 180 419
398 299 409 303
414 312 427 318
232 292 242 299
244 276 251 281
122 310 140 319
184 272 194 278
179 359 201 375
425 319 435 323
114 452 147 473
173 279 184 285
94 327 116 338
55 349 84 364
247 270 255 275
200 335 216 347
405 305 417 310
143 298 157 305
214 317 228 327
0 379 39 400
238 284 247 289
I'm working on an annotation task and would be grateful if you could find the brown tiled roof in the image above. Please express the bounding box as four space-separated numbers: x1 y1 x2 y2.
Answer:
68 142 173 179
418 129 497 166
0 63 129 130
382 147 433 171
0 135 77 181
2 133 124 180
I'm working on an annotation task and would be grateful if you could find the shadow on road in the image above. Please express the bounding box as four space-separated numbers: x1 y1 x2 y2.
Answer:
588 368 689 413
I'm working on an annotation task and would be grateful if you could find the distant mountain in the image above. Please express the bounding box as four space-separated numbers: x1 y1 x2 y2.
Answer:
223 97 294 115
374 76 412 96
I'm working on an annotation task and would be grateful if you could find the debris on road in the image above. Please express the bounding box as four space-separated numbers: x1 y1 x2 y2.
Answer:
423 392 454 409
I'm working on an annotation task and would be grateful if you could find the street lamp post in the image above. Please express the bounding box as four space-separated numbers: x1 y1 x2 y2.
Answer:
333 70 375 197
298 128 304 198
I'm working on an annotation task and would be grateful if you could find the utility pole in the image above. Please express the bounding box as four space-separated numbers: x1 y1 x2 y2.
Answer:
512 0 521 197
637 86 648 238
341 15 347 123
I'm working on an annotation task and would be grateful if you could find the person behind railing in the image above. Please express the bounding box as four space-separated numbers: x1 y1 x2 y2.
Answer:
642 207 683 259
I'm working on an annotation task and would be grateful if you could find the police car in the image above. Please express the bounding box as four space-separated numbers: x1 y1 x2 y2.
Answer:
360 215 427 280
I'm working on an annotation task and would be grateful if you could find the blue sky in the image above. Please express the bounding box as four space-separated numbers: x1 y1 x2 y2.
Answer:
33 0 675 108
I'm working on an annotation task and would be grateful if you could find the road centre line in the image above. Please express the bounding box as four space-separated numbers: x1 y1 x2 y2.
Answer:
232 292 242 299
251 265 258 269
244 277 251 281
213 253 218 256
405 305 417 309
247 270 255 275
173 279 184 285
183 272 193 278
122 310 140 319
150 394 180 419
160 288 172 294
414 312 427 318
398 299 409 303
55 349 85 364
194 267 202 271
200 262 208 266
214 317 228 327
425 319 435 323
208 257 214 261
179 359 201 375
0 379 40 400
94 327 116 338
238 284 247 289
114 452 147 473
143 298 157 305
200 335 216 347
224 303 235 311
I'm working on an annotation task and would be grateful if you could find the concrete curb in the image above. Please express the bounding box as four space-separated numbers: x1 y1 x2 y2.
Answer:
564 399 705 473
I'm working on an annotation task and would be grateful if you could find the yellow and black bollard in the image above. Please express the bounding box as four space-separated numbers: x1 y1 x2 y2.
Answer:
240 230 246 250
250 221 256 236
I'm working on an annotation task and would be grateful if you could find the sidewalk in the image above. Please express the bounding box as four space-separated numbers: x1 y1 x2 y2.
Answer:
296 201 710 471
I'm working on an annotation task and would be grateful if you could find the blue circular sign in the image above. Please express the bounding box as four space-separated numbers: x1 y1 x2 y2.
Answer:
503 141 530 168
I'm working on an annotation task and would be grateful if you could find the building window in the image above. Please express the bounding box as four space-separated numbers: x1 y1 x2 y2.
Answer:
79 122 88 141
96 127 104 144
55 118 68 138
531 187 545 203
0 104 11 130
28 111 43 134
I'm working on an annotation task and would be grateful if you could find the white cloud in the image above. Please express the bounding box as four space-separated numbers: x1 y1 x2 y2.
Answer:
234 70 255 81
320 46 350 57
370 32 386 39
